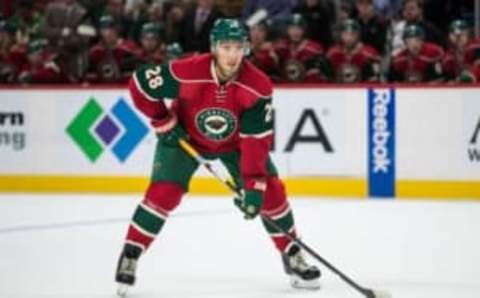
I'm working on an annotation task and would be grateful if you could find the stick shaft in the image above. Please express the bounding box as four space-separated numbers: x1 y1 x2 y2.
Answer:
178 138 373 298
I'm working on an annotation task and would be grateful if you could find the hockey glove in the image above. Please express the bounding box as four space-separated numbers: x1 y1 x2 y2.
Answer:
152 114 187 147
234 180 266 220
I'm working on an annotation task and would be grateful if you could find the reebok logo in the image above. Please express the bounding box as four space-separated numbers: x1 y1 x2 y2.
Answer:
372 91 392 173
368 88 395 198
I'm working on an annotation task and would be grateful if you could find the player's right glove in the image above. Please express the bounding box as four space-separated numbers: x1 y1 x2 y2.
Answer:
151 114 187 147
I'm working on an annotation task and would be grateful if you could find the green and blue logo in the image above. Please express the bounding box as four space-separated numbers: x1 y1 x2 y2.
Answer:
66 97 148 162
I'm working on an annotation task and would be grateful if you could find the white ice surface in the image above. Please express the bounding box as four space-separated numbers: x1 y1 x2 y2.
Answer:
0 194 479 298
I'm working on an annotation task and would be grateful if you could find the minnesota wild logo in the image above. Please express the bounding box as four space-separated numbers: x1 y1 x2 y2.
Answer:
195 108 237 142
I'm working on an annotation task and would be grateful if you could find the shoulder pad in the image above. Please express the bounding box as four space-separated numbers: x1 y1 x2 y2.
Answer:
170 53 214 83
235 60 272 99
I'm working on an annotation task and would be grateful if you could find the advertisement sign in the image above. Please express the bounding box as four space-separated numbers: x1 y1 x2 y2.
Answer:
368 88 396 198
274 89 366 177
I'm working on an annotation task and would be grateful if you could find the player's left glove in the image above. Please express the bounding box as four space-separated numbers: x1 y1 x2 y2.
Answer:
234 179 267 220
151 113 187 147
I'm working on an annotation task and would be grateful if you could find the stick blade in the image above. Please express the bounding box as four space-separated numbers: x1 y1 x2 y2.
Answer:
372 289 392 298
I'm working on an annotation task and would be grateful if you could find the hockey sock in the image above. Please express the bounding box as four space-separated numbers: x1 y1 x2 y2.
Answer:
261 200 297 252
125 182 184 253
261 177 297 252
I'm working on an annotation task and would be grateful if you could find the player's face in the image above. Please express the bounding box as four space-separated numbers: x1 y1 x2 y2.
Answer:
449 32 469 49
287 25 304 43
249 25 266 45
101 28 118 46
341 31 359 48
141 35 159 52
403 2 421 22
405 37 423 56
27 51 42 66
356 1 373 17
214 40 245 80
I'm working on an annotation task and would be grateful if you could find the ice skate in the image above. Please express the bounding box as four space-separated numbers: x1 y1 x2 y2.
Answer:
282 243 321 290
115 244 142 297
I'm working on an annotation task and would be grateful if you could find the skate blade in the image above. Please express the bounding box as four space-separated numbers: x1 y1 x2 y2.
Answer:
290 275 321 290
117 284 130 297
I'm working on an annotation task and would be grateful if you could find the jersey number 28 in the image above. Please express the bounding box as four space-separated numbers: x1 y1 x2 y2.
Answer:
145 66 163 89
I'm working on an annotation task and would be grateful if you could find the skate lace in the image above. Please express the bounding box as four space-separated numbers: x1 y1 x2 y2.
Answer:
120 257 137 275
290 251 311 272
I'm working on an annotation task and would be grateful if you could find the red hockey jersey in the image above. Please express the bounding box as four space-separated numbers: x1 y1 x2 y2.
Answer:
326 42 380 83
389 42 444 83
87 39 140 83
274 39 327 83
248 42 278 78
443 39 480 81
129 53 274 181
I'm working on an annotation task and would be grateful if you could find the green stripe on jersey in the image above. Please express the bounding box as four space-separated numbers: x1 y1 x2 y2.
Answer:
132 205 165 235
262 210 294 234
240 98 273 135
134 63 180 100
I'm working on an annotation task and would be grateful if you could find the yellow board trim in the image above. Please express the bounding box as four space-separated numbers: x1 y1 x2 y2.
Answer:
0 175 365 197
397 180 480 200
0 175 479 199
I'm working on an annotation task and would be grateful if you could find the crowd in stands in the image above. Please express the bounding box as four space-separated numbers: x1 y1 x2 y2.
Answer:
0 0 477 84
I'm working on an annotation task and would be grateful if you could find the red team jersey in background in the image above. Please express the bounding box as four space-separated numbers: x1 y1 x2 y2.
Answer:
443 38 480 82
326 43 380 83
390 42 444 82
129 53 274 180
274 39 326 83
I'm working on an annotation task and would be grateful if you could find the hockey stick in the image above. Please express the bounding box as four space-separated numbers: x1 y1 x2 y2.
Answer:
178 139 391 298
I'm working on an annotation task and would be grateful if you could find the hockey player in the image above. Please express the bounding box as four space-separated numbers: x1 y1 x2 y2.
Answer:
87 15 140 83
443 19 480 83
326 19 381 83
274 14 330 83
389 24 444 83
17 39 65 84
247 21 279 80
138 22 166 65
115 18 320 295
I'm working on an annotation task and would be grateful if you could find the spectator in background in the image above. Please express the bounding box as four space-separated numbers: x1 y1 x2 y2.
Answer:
163 1 185 44
102 0 133 38
8 0 45 46
274 14 330 83
17 38 65 84
0 20 25 83
137 22 166 65
87 15 140 83
327 19 380 83
423 0 473 35
124 0 152 42
41 0 94 83
331 1 355 44
247 20 279 78
179 0 223 53
216 0 245 18
355 0 387 54
373 0 401 19
443 20 480 83
241 0 295 37
77 0 107 27
389 24 444 83
293 0 336 49
390 0 445 55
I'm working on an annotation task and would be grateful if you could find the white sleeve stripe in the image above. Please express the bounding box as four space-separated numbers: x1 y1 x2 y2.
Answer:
239 130 273 139
133 72 159 102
